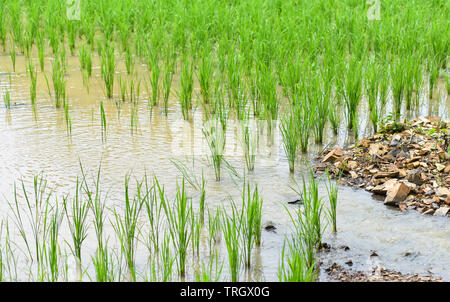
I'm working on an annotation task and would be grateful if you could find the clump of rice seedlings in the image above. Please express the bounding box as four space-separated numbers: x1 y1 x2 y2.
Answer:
143 176 164 255
162 47 176 116
10 40 16 72
293 92 314 153
79 43 92 77
190 204 202 257
51 56 66 108
147 48 161 106
257 63 278 135
195 253 223 282
100 101 107 142
100 41 116 99
390 58 406 120
68 21 77 55
8 175 53 281
203 118 226 181
311 74 329 144
427 56 440 99
197 46 214 104
278 235 317 282
37 31 45 71
240 119 258 172
199 171 206 224
365 58 381 133
130 99 139 134
240 182 256 267
3 90 11 109
64 100 72 136
162 179 191 277
158 231 175 282
280 112 299 173
63 179 89 281
222 203 241 282
207 208 222 254
179 54 194 120
325 168 341 233
328 99 340 135
404 55 416 110
46 203 63 282
342 58 363 130
124 46 134 75
0 4 5 51
412 62 423 106
112 175 144 281
82 166 112 282
119 74 127 102
28 61 37 106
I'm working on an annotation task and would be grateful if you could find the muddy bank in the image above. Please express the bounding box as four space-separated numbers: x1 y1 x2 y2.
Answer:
315 117 450 217
324 262 442 282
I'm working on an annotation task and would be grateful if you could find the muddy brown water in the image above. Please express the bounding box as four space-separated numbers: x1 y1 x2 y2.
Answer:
0 49 449 281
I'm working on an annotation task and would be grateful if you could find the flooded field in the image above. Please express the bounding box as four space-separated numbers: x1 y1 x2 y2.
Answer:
1 51 448 282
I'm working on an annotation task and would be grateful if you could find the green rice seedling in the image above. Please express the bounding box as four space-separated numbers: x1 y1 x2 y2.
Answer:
328 98 340 135
195 253 223 282
101 41 116 99
222 203 241 282
179 54 194 120
10 40 16 72
203 118 226 181
428 56 440 99
2 221 18 281
147 48 161 107
68 21 77 55
257 63 278 135
311 74 329 144
294 93 314 153
37 31 45 71
190 205 202 257
62 179 89 281
125 45 134 75
79 43 92 77
100 100 107 142
390 58 405 120
0 3 5 51
8 175 53 281
278 236 317 282
412 61 423 107
162 179 191 277
143 176 163 254
207 208 222 254
240 181 263 266
162 48 176 116
81 166 112 282
365 58 381 133
404 55 416 110
119 74 127 102
325 168 341 233
197 46 214 104
280 112 299 173
199 170 206 224
3 90 10 109
28 61 37 106
112 175 144 281
130 99 139 134
158 231 175 282
64 100 72 136
46 203 63 282
342 58 363 129
51 56 66 108
129 76 140 104
240 119 258 171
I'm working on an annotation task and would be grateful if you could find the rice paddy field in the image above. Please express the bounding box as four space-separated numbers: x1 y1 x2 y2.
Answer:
0 0 449 282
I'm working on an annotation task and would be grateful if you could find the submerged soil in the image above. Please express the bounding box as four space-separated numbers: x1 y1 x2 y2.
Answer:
315 117 450 217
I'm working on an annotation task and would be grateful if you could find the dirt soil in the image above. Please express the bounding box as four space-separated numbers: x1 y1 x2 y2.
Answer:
314 116 450 217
